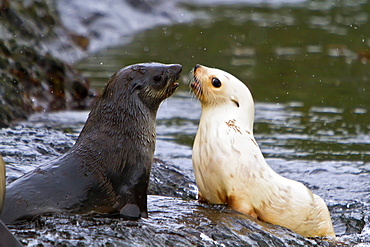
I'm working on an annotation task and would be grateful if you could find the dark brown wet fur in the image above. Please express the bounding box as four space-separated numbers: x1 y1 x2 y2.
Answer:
1 63 182 224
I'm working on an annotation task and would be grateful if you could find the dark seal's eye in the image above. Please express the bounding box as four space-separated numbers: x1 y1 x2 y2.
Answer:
153 75 163 83
212 77 221 88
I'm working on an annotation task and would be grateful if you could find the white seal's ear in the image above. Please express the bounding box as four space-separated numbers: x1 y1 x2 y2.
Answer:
231 95 240 107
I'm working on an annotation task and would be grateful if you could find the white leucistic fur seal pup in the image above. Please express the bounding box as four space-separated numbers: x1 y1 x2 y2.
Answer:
190 64 335 238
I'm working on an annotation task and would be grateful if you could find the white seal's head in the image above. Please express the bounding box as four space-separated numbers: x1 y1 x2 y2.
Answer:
190 64 255 133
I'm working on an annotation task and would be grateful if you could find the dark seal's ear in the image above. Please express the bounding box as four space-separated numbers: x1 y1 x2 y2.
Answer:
100 71 127 100
130 80 144 94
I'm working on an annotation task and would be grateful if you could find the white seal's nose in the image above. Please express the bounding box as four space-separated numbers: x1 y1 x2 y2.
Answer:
194 64 201 72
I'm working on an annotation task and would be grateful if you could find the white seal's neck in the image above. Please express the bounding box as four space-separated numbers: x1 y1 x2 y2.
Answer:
200 102 255 135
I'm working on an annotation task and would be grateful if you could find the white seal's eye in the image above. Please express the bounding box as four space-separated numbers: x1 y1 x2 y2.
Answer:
212 77 221 88
153 75 162 82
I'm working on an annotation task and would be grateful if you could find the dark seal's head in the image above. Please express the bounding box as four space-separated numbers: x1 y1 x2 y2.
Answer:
80 62 182 137
100 62 181 112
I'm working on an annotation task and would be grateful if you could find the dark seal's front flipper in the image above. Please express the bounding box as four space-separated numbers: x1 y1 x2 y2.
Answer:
120 204 146 220
114 160 150 220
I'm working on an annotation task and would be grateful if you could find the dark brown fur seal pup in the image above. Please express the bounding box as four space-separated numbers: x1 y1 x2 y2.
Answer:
0 155 22 246
1 63 182 224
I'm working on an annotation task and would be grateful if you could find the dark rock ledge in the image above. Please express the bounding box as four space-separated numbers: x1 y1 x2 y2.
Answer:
0 0 95 127
0 0 190 128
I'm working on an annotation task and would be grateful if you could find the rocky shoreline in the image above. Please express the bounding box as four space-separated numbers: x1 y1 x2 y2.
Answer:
0 0 189 127
0 0 94 127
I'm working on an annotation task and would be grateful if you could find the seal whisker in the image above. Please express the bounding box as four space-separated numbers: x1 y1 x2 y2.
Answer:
189 72 203 100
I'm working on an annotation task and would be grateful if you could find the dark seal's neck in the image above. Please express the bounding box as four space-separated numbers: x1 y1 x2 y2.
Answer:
72 90 158 173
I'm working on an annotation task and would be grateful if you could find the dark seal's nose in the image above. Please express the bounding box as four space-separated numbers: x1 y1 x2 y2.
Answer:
194 64 201 72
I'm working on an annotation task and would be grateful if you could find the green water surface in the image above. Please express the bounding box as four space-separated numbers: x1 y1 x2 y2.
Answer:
76 1 370 164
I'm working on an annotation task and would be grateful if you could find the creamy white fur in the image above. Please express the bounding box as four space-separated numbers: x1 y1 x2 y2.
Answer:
191 65 335 238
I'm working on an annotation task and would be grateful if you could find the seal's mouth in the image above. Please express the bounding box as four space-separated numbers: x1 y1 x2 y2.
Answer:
166 76 180 96
172 81 179 90
169 66 181 92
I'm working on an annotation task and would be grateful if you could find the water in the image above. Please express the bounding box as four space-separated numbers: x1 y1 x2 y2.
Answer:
74 0 370 243
1 0 370 245
75 0 370 198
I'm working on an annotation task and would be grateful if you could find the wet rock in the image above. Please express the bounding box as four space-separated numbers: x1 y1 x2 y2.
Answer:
0 1 95 127
330 201 369 236
56 0 191 52
8 196 339 247
149 159 197 200
0 0 190 128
